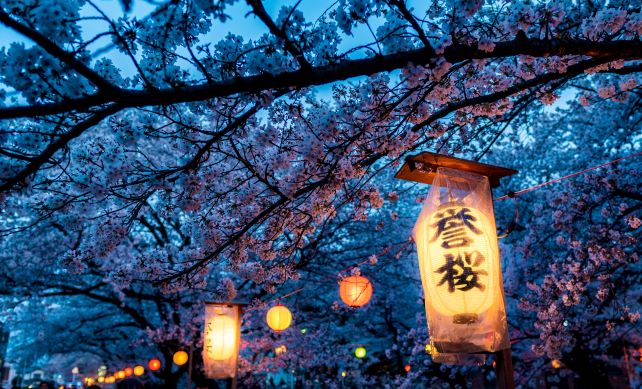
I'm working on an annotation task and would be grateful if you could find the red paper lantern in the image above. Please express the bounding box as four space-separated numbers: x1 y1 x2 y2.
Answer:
339 276 373 307
148 358 161 371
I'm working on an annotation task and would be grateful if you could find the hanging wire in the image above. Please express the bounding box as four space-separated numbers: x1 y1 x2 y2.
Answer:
250 151 642 309
496 151 642 201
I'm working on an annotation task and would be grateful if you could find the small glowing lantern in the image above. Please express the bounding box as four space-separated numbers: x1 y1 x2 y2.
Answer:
203 303 242 379
404 365 411 372
97 377 105 383
105 376 115 384
124 367 133 376
552 359 561 369
398 153 516 361
115 370 125 379
133 365 144 376
266 304 293 332
148 358 161 371
354 347 366 359
275 345 287 355
173 350 189 366
341 371 347 378
339 276 373 307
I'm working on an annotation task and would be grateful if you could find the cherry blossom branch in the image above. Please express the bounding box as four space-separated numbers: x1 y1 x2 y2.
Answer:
1 38 641 120
246 0 312 71
0 104 122 191
0 9 116 93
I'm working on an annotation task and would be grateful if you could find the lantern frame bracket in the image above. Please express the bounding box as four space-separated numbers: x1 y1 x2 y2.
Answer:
395 152 518 188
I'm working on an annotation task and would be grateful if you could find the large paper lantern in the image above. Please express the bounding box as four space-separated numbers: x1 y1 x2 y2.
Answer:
413 167 509 356
148 358 161 371
203 303 242 379
266 304 292 332
173 350 188 366
339 276 373 307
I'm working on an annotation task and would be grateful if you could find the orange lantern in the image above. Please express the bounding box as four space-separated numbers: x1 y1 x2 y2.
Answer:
124 367 133 376
266 304 293 332
148 358 161 371
97 377 105 383
133 365 144 376
115 370 125 379
173 350 189 366
404 365 411 372
339 275 373 307
552 359 561 369
105 376 115 384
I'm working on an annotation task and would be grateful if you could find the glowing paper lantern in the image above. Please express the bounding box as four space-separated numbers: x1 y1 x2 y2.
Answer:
97 377 105 383
173 350 189 366
115 370 125 379
552 359 561 369
124 367 133 376
133 365 144 376
413 167 510 357
274 345 287 355
404 365 411 372
105 376 115 384
354 347 366 359
266 304 293 332
148 358 161 371
203 303 242 379
339 276 373 307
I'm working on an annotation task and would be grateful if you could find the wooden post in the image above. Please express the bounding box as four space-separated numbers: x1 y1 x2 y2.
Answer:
494 348 515 389
187 344 193 389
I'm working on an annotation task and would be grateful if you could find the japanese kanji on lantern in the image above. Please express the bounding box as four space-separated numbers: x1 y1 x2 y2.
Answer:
412 166 510 356
202 303 242 379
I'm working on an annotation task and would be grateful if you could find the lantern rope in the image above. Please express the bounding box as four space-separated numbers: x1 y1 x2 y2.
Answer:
495 151 642 201
248 241 412 311
497 195 518 239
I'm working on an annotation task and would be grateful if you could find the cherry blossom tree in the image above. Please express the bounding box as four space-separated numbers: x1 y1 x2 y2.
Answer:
0 0 640 388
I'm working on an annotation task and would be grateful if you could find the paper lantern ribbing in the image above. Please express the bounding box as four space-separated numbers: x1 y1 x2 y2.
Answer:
133 365 145 376
339 276 373 307
173 350 189 366
266 304 293 332
148 359 161 371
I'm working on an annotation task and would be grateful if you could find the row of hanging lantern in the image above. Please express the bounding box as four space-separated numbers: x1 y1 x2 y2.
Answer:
191 153 518 381
82 352 191 385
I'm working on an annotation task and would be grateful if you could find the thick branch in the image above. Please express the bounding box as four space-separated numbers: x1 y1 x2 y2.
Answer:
1 38 641 120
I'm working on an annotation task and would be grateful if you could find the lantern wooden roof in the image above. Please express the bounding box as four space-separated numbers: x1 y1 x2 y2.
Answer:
395 152 517 188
